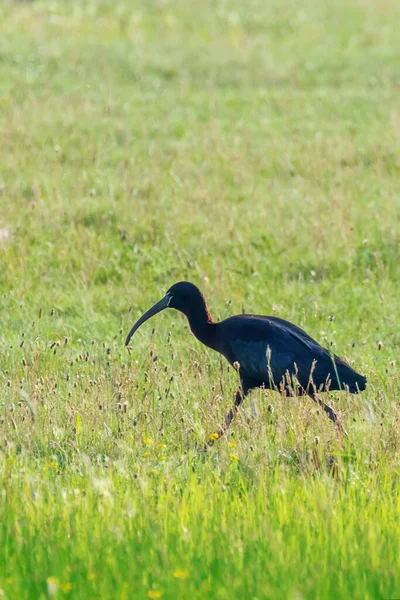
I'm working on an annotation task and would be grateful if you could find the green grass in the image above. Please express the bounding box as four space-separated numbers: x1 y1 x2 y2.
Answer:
1 0 400 598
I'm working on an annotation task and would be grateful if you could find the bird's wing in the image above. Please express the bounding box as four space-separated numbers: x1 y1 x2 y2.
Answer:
219 315 347 389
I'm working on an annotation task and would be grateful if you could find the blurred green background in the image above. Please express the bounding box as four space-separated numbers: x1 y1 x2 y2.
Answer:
0 1 399 599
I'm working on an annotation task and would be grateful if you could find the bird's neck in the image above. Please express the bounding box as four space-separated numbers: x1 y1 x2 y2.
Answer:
183 304 217 350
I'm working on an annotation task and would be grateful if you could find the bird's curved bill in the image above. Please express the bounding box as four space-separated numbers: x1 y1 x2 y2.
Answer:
125 293 171 346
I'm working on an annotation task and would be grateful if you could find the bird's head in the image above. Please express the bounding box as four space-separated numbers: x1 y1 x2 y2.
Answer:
125 281 205 346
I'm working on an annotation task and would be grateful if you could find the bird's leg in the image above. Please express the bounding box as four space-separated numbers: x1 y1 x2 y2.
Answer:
311 393 348 437
204 389 244 449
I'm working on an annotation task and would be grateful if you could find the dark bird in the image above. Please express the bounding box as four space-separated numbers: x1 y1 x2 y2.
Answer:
126 281 366 442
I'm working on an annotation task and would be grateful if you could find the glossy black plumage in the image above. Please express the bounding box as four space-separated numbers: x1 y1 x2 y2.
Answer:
126 281 366 439
217 315 366 395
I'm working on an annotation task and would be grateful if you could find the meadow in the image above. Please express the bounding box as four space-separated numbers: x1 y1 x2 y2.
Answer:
1 0 400 598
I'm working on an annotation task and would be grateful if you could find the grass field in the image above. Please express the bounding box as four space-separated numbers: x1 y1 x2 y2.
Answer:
1 0 400 598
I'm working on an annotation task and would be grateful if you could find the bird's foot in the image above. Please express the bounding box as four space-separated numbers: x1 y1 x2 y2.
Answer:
201 430 224 452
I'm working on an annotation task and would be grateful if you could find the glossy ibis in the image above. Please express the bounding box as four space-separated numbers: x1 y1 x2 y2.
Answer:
126 282 366 443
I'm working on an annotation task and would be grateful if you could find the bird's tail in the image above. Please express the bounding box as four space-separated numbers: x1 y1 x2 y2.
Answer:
332 355 366 393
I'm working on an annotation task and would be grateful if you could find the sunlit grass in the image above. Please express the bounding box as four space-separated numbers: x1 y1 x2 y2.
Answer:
0 0 400 598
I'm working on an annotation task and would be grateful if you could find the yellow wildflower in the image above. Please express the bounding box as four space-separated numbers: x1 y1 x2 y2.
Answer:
209 432 219 441
142 452 151 458
87 573 97 581
157 443 167 449
173 569 189 579
143 438 154 445
229 454 239 461
228 441 236 448
60 582 73 593
147 591 162 599
47 577 59 597
160 456 166 461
